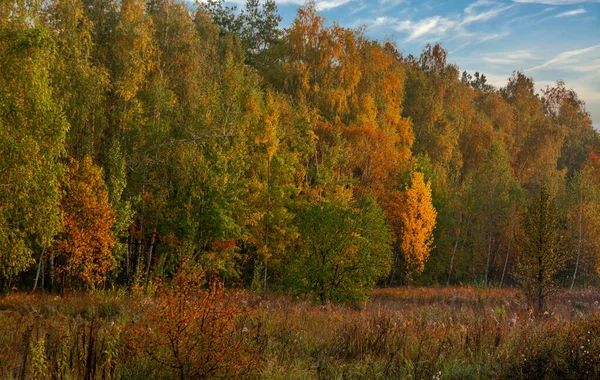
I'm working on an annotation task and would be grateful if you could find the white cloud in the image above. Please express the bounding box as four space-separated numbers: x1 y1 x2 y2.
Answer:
482 50 536 64
391 1 513 42
394 16 459 41
534 6 589 23
506 6 555 25
315 0 353 10
552 8 587 17
462 4 515 25
379 0 408 5
527 44 600 71
573 63 600 72
512 0 596 4
372 16 395 27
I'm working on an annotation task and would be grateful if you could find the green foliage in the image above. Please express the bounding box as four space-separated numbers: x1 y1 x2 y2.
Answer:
0 0 598 293
286 196 393 304
517 187 564 311
0 3 68 283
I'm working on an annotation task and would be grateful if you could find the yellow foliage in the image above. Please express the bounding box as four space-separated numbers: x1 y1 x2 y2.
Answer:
400 171 437 275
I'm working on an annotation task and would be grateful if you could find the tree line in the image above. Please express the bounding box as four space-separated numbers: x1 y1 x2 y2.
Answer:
1 0 599 304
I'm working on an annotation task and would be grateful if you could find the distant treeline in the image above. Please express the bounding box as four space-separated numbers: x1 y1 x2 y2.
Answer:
1 0 599 301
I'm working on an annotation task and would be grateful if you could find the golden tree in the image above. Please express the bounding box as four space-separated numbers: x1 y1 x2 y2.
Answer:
400 170 437 276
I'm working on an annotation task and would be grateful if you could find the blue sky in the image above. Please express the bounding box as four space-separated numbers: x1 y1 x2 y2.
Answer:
219 0 600 128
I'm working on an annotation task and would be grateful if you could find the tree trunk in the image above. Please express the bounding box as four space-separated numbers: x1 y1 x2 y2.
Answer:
126 235 131 280
32 248 46 292
388 248 401 286
570 193 584 290
447 224 461 286
264 157 271 291
537 252 544 313
484 233 493 286
500 221 514 287
49 252 55 292
145 230 156 285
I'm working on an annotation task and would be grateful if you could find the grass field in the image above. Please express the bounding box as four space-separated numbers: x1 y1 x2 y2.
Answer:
0 287 599 379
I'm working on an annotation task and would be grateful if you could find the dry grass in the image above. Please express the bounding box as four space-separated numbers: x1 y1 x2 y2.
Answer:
0 287 599 379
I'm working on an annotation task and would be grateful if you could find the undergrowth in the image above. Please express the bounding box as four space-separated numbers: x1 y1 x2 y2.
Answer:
0 287 598 379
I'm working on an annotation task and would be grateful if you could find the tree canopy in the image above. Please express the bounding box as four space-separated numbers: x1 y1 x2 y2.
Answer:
1 0 599 299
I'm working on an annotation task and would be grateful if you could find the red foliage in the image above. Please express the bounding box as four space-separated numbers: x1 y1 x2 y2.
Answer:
130 258 256 378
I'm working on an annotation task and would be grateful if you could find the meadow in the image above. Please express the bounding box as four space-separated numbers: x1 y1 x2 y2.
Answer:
1 286 598 379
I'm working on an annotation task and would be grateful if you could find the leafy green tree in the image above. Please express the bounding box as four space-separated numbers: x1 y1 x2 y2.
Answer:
565 163 600 289
517 187 564 312
471 139 520 286
543 81 599 178
0 2 68 287
45 0 109 159
403 43 472 173
286 195 392 304
240 0 282 67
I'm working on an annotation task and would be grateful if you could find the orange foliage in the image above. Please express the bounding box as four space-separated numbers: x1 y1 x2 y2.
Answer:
131 258 255 378
400 171 437 275
53 156 116 288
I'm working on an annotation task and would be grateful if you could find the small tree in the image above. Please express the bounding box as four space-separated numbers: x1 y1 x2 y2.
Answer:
132 258 254 379
517 187 564 312
400 170 437 278
286 196 392 304
53 156 116 289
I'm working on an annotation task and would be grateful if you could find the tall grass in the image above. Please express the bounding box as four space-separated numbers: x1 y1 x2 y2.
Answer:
0 287 598 379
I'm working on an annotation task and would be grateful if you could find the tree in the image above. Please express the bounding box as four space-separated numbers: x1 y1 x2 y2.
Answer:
517 187 563 312
543 81 599 178
132 258 254 378
286 195 392 304
45 0 109 159
53 157 116 289
399 170 437 277
0 2 68 287
502 72 566 190
470 72 490 91
565 162 600 288
470 140 520 286
240 0 282 67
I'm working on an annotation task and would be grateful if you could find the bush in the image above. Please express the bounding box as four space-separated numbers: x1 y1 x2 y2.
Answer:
285 197 392 304
130 258 256 379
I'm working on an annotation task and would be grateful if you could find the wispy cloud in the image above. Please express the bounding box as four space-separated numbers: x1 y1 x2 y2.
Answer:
553 8 587 17
391 0 513 42
512 0 595 4
482 50 536 64
533 6 589 24
506 6 555 25
394 16 458 41
573 63 600 72
527 44 600 71
379 0 408 5
316 0 354 11
464 0 496 14
462 4 515 25
449 31 510 54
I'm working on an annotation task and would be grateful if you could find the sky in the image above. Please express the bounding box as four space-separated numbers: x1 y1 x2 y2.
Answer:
220 0 600 129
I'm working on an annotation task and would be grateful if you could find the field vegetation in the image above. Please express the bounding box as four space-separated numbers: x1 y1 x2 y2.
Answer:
1 284 599 379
